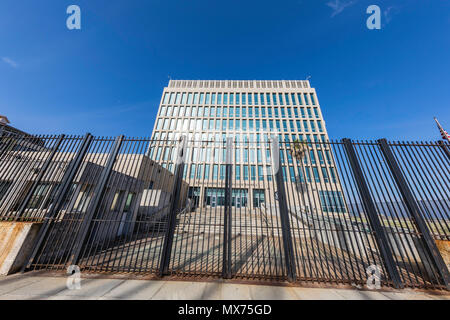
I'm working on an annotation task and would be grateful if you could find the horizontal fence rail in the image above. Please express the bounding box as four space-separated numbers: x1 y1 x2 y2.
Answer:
0 133 448 290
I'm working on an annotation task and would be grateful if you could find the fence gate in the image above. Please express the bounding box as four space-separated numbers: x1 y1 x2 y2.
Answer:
0 133 448 290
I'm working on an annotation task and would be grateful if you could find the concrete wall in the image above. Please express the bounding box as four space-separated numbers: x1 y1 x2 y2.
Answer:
0 222 42 275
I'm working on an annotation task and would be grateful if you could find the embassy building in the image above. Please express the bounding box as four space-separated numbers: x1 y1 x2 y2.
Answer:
149 80 346 215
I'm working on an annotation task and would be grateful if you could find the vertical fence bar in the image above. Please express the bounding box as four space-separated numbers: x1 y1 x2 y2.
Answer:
68 135 125 266
21 133 94 271
437 141 450 161
342 138 403 289
16 134 66 219
378 138 450 289
222 137 233 278
159 135 187 276
271 137 296 282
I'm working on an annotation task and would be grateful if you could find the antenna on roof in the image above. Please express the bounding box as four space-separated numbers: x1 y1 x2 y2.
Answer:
306 75 311 81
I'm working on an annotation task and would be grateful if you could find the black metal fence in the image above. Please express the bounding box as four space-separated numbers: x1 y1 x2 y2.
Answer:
0 133 448 290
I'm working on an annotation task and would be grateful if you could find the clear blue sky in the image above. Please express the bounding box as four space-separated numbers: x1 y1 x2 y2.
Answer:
1 0 449 140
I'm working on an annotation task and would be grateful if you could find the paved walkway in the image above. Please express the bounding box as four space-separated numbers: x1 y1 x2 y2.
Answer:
0 274 448 300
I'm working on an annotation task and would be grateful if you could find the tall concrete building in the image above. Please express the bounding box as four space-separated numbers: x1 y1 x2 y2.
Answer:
150 80 345 214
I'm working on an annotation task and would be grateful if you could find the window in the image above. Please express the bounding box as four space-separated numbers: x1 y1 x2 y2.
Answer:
279 93 284 105
244 165 249 180
310 93 316 105
314 108 319 118
181 93 187 104
321 167 329 183
110 190 125 211
213 165 218 180
187 93 193 104
169 92 176 104
27 183 52 209
217 93 222 105
0 181 12 202
303 93 309 105
235 165 241 180
318 121 323 132
303 120 309 132
163 93 170 104
220 165 225 180
289 166 296 182
312 167 320 182
297 93 303 105
223 93 228 105
310 150 316 165
205 93 210 104
200 93 205 104
319 191 346 213
194 93 199 104
204 164 210 179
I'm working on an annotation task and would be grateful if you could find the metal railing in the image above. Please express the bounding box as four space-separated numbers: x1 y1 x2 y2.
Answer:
0 133 448 290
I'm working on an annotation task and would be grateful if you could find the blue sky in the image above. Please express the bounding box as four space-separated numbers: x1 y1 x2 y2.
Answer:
0 0 449 140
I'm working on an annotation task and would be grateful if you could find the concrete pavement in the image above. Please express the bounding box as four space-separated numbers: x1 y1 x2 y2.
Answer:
0 273 448 300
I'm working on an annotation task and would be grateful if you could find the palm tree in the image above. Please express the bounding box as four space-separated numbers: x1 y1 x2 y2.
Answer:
290 139 310 195
291 139 309 161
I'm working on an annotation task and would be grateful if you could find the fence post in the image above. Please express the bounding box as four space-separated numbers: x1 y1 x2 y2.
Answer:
342 138 403 289
21 133 93 272
437 141 450 161
16 134 66 219
68 135 124 266
159 135 187 276
378 138 450 289
222 137 233 279
271 137 296 282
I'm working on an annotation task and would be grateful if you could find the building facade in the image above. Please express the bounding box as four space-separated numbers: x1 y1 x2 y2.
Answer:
149 80 346 215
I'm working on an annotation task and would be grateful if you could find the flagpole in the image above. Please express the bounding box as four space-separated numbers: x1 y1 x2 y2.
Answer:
434 117 450 142
434 117 450 160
